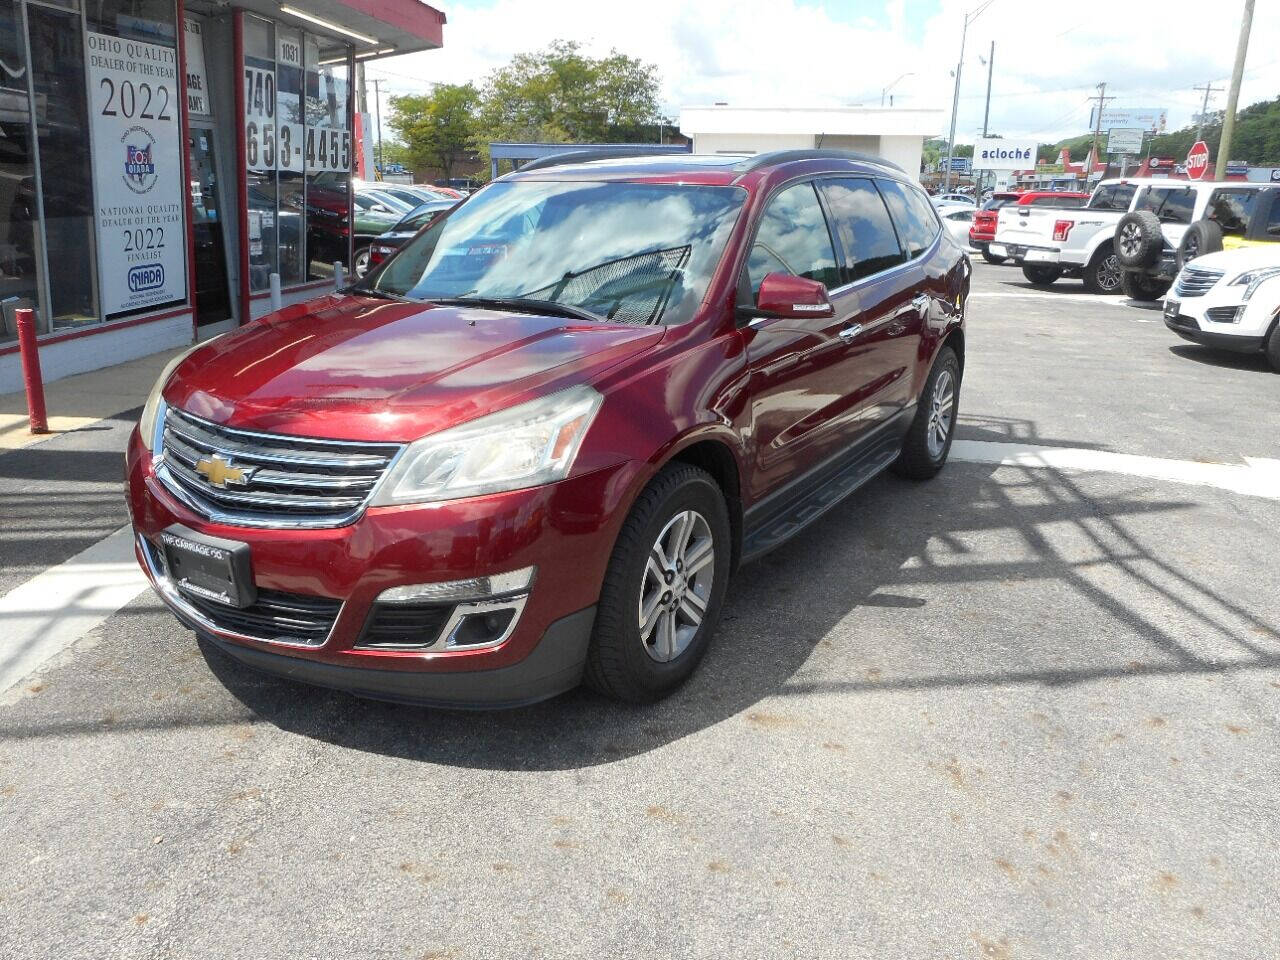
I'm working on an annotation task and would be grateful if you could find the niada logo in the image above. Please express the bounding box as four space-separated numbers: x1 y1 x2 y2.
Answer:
120 125 159 194
128 263 165 293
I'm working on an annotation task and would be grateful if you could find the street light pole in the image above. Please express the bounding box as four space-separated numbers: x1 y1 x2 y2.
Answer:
1216 0 1254 181
881 72 915 108
371 78 385 176
979 42 994 195
943 12 969 191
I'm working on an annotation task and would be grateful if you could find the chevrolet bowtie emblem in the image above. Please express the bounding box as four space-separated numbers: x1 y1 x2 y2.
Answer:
195 455 254 488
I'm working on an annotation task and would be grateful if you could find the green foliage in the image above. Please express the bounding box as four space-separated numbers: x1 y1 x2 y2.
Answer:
1147 96 1280 164
387 83 480 181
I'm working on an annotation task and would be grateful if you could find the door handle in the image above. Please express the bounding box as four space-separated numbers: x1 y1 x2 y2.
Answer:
838 323 863 340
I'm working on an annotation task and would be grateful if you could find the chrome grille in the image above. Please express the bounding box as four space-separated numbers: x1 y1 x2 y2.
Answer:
1174 266 1224 298
157 406 402 528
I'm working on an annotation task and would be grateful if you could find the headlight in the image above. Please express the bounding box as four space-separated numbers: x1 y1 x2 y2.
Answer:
371 385 603 505
138 342 206 452
1228 266 1280 301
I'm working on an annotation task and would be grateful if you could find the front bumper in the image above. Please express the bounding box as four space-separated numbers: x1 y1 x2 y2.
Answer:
127 428 640 706
1162 279 1278 353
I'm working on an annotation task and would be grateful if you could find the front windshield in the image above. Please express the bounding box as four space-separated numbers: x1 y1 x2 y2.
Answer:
367 179 747 325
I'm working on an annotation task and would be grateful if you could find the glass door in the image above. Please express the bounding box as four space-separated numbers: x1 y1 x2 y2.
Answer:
0 1 40 342
188 125 232 330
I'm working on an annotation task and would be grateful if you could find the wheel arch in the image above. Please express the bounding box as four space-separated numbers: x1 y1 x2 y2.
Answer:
659 431 746 573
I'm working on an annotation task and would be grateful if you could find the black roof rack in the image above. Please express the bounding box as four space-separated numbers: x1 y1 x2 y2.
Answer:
511 150 659 173
733 149 905 175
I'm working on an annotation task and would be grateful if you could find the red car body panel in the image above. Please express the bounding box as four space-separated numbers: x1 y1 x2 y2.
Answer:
128 153 969 706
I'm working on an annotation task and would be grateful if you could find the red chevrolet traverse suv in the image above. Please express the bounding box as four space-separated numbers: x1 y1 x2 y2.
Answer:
127 150 969 706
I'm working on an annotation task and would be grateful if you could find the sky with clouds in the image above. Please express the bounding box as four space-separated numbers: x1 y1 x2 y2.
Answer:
369 0 1280 147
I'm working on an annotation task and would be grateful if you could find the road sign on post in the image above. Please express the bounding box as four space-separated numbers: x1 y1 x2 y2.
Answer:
1186 140 1210 180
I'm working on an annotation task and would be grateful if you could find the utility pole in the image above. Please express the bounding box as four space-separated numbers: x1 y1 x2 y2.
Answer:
370 77 385 177
1192 82 1224 141
1088 82 1113 180
1216 0 1254 181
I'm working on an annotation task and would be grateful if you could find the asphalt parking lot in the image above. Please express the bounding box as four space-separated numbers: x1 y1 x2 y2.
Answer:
2 261 1278 959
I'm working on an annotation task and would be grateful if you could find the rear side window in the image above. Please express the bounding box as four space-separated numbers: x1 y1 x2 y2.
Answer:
1269 196 1280 238
877 179 939 259
1140 187 1196 224
1206 190 1260 236
1089 184 1137 211
817 178 906 284
747 182 840 298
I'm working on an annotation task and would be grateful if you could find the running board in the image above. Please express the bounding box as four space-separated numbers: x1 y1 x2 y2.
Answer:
740 413 910 563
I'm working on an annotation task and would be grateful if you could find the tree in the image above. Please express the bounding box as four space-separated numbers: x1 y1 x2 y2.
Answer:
471 40 665 177
388 83 480 181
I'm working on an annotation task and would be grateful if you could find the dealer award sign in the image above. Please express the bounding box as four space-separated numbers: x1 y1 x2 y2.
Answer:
86 32 186 317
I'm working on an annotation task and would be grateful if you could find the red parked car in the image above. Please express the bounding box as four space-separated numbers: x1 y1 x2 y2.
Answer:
128 150 969 707
970 190 1089 264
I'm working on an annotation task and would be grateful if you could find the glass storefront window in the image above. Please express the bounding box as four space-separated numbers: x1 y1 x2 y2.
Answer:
305 37 351 280
87 0 178 44
29 4 99 329
243 16 278 292
276 26 305 287
0 2 39 342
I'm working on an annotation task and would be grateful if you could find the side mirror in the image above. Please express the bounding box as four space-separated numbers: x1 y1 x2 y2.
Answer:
740 272 834 323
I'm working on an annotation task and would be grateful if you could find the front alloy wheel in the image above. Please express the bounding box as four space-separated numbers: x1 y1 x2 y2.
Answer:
638 510 715 662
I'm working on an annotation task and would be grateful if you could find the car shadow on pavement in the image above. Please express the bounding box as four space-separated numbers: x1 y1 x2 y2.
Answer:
189 431 1280 771
1167 344 1274 373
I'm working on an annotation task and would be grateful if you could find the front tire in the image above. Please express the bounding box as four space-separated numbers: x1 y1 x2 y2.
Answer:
893 345 960 481
1022 263 1061 286
585 464 732 703
1265 321 1280 372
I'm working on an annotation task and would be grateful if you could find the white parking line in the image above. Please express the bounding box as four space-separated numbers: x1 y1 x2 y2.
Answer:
0 525 149 695
951 440 1280 500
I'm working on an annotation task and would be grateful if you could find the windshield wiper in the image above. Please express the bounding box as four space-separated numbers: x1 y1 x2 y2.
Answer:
349 285 416 302
429 296 603 324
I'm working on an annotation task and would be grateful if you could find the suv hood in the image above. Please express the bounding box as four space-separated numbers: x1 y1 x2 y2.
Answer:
165 294 664 442
1185 246 1280 274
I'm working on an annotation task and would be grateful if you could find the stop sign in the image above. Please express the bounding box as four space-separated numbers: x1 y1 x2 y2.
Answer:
1186 140 1210 180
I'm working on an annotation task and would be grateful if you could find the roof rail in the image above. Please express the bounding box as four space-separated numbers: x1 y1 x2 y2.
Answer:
733 149 905 175
512 150 658 174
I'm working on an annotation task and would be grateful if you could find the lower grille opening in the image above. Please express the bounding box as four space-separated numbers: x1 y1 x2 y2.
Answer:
357 603 455 650
149 538 341 646
1205 306 1241 325
450 608 517 648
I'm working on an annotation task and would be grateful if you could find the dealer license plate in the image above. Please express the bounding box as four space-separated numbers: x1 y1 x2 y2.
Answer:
1163 299 1180 321
1024 248 1058 263
160 525 256 608
987 243 1007 257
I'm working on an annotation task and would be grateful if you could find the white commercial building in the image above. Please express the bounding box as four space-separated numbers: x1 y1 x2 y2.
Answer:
678 105 944 180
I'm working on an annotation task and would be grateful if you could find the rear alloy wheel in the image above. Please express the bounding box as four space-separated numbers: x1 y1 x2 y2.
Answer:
585 463 731 702
1022 263 1062 286
1120 270 1171 302
980 245 1007 265
892 345 960 480
1083 246 1123 295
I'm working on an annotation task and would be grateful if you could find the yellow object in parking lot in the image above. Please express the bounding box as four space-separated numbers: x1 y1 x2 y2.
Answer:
1223 235 1277 251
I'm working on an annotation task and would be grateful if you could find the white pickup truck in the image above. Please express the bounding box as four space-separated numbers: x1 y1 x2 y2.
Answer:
990 179 1141 293
993 177 1279 299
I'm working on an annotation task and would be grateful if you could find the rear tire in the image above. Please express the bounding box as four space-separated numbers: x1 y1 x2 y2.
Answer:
1115 210 1164 268
1022 263 1062 286
585 464 732 703
980 245 1007 265
892 345 960 481
1177 220 1224 272
1121 270 1171 302
1083 245 1123 295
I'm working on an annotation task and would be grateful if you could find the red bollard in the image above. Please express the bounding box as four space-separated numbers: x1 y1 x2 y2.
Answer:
15 307 49 434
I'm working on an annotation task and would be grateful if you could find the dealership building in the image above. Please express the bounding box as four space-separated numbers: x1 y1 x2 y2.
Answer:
0 0 445 394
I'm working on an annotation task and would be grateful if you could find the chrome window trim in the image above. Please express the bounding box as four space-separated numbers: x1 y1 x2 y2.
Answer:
138 535 344 649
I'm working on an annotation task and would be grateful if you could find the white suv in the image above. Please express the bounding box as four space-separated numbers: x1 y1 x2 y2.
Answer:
1164 247 1280 369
